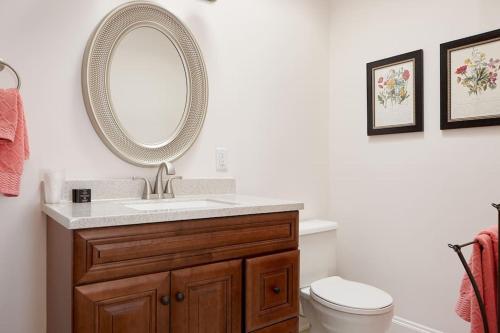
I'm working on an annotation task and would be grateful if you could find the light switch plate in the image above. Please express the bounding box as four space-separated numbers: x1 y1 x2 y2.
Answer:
215 147 228 172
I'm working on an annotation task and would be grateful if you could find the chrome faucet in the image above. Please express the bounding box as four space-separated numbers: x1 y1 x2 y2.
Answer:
153 162 176 199
134 162 181 200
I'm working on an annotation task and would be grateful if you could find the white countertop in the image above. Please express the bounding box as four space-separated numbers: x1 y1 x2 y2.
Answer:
42 194 304 230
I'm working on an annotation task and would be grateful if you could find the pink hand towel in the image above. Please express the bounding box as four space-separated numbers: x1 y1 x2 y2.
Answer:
0 88 29 196
0 89 18 141
455 225 498 333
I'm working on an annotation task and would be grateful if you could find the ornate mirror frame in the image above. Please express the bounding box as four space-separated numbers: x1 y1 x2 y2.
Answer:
82 1 208 166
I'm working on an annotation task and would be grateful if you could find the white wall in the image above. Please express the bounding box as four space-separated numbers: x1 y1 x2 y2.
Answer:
0 1 331 332
329 0 500 332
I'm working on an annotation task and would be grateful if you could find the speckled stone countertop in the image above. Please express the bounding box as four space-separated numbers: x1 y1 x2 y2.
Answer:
42 179 303 230
43 194 304 230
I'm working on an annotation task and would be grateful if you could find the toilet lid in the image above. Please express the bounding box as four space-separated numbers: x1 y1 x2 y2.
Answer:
310 276 393 315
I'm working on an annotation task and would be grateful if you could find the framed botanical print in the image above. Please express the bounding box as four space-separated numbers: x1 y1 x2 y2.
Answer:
367 50 423 136
366 50 424 135
441 29 500 129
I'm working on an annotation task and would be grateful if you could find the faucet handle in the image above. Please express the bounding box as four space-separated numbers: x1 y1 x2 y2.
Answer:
165 176 182 195
133 177 152 200
165 162 176 175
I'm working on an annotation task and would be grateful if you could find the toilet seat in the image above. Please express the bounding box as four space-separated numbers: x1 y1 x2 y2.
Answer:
310 276 393 315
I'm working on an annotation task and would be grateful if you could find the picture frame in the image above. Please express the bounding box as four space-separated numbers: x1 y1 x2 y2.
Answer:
367 50 423 136
441 29 500 130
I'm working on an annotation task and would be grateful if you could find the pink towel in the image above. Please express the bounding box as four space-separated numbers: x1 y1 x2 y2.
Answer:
0 89 29 196
455 225 498 333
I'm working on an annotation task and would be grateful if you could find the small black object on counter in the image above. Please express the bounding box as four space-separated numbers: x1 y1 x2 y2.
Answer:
72 189 91 203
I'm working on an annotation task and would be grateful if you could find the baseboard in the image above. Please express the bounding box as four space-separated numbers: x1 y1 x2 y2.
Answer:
299 313 442 333
390 316 443 333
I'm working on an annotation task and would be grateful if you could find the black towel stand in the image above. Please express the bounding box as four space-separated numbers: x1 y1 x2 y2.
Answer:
448 203 500 333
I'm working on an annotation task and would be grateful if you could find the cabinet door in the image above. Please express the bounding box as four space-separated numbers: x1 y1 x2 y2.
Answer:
245 250 299 332
171 260 242 333
74 272 170 333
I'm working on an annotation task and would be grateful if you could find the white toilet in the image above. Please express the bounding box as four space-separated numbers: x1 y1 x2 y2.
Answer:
299 220 394 333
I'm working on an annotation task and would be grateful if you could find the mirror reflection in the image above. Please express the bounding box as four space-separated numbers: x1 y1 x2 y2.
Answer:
109 26 188 146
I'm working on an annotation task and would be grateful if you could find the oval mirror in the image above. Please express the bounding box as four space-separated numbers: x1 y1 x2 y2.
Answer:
82 2 208 166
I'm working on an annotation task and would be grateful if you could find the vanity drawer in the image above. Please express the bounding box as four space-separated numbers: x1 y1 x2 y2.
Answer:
245 250 299 332
251 318 298 333
73 211 298 284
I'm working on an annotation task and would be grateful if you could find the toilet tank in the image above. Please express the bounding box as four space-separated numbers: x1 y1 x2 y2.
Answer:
299 220 338 288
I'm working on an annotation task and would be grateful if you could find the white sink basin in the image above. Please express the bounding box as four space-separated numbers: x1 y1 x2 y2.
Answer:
125 199 237 211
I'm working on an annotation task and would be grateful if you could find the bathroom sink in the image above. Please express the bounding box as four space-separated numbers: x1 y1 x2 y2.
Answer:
125 199 237 211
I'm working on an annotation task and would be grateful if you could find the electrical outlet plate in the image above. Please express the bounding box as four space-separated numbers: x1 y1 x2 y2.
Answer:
215 148 228 172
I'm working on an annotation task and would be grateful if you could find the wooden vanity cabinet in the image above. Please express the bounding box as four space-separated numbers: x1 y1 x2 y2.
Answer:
252 318 298 333
47 211 300 333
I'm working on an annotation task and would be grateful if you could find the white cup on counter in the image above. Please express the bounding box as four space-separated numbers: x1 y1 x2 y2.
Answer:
43 170 65 204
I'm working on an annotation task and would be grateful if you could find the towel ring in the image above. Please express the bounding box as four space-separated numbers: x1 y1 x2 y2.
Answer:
0 59 21 90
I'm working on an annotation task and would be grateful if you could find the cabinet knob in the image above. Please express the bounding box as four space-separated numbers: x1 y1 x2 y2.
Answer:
175 292 185 302
160 296 170 305
272 287 281 294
